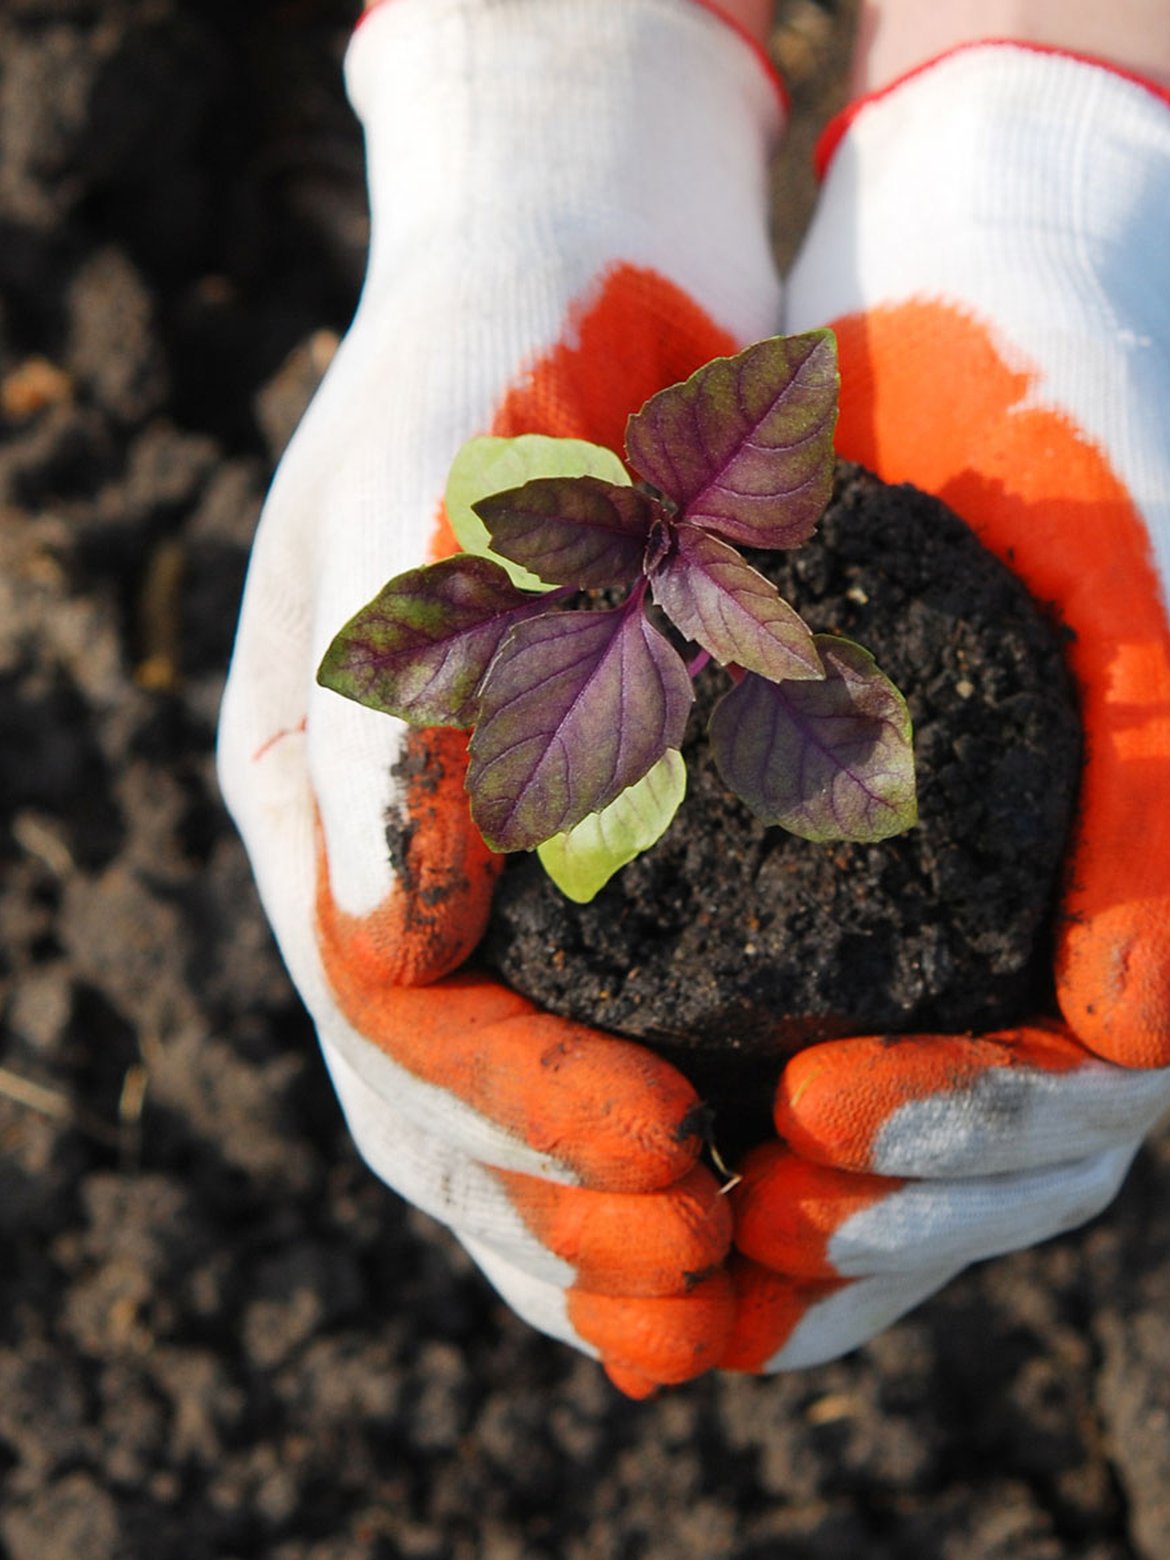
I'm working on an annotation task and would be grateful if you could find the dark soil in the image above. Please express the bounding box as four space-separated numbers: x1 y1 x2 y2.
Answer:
482 464 1082 1102
3 2 1169 1558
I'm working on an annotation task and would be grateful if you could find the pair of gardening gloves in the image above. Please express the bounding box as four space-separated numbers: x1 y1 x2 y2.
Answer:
218 0 1170 1397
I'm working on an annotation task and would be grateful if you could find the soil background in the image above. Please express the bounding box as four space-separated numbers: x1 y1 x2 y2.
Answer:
1 3 1169 1558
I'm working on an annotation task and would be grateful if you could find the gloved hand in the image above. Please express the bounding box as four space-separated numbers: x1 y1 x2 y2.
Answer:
217 0 789 1396
722 42 1170 1371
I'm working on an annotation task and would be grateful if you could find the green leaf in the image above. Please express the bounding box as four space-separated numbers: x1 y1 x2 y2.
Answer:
625 331 839 550
445 435 631 591
466 601 693 852
475 476 656 587
536 750 687 902
316 554 545 728
649 522 824 682
709 636 917 843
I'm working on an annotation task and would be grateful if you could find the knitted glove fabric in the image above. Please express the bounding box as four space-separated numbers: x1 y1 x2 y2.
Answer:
218 0 785 1396
724 43 1170 1372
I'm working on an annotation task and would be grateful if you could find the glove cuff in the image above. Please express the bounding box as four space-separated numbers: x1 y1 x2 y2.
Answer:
786 42 1170 529
344 0 785 346
815 39 1170 179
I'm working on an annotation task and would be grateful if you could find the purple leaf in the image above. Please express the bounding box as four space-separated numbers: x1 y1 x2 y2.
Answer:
624 331 839 550
649 522 824 682
316 555 544 728
466 599 694 852
474 476 657 587
708 636 917 843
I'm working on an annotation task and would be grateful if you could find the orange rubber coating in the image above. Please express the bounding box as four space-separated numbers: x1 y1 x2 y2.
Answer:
427 261 740 561
833 302 1170 1069
720 1255 848 1372
568 1269 737 1393
316 918 708 1192
493 262 740 459
315 728 502 989
775 1022 1085 1172
495 1162 733 1298
731 1140 905 1279
600 1362 665 1400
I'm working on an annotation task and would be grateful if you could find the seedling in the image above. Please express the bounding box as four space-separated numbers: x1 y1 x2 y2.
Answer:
319 332 917 901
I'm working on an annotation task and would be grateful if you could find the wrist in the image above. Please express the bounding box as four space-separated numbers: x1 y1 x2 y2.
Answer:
345 0 784 344
852 0 1170 94
703 0 773 46
787 42 1170 615
796 44 1170 332
361 0 775 46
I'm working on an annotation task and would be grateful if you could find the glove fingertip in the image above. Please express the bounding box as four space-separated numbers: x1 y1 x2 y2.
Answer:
315 726 503 989
1058 899 1170 1069
602 1362 661 1400
774 1033 987 1171
569 1272 736 1391
481 1013 707 1193
773 1041 888 1171
496 1163 733 1298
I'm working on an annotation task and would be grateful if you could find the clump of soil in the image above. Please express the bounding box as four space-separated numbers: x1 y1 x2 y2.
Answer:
480 463 1082 1097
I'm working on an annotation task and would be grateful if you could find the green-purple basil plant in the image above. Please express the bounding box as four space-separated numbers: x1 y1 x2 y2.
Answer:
318 331 917 902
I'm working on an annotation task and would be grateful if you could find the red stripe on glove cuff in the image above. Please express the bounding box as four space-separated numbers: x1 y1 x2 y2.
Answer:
353 0 789 113
816 39 1170 179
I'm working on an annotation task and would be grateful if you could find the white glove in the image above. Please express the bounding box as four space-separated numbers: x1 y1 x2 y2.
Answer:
218 0 789 1396
722 42 1170 1372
